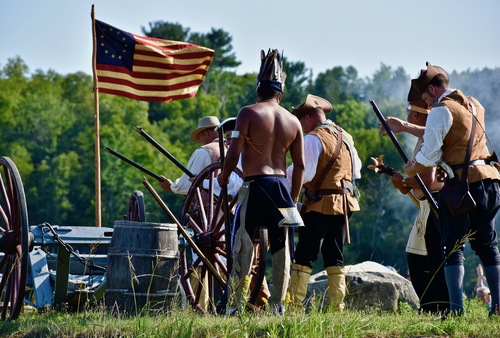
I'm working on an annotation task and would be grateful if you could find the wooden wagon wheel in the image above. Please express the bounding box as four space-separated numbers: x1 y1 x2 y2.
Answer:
178 163 268 313
125 190 146 222
0 157 30 321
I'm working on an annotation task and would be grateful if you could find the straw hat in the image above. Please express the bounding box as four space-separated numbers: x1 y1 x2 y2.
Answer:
190 116 220 143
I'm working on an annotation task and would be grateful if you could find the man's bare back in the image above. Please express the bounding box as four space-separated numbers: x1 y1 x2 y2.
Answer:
236 100 302 176
220 98 304 202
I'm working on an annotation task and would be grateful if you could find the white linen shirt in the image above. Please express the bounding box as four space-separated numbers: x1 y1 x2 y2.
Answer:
170 146 213 195
415 89 454 167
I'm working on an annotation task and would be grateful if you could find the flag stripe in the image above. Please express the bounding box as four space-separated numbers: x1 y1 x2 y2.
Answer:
97 65 208 82
95 20 214 102
98 81 200 98
97 70 205 92
133 57 212 73
99 87 197 102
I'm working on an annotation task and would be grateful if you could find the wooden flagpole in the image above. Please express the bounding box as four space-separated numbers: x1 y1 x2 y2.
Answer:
91 5 102 227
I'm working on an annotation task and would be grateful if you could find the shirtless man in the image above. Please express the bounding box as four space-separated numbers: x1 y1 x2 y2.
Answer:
218 49 305 313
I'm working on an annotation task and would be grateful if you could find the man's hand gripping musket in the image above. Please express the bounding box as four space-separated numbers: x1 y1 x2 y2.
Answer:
368 154 420 208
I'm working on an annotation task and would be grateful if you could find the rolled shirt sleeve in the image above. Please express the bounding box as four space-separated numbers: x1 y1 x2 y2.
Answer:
170 147 212 195
415 105 453 167
286 134 321 187
343 132 362 179
203 171 243 197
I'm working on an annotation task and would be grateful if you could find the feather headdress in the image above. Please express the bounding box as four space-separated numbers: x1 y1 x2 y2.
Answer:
256 49 285 92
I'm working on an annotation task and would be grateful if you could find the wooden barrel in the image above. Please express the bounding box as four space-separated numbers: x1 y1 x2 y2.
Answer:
106 221 180 314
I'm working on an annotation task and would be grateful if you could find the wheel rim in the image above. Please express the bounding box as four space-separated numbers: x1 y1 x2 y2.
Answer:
0 157 29 321
125 190 146 222
178 163 268 313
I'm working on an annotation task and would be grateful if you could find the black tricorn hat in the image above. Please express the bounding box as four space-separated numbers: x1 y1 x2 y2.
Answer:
216 117 236 132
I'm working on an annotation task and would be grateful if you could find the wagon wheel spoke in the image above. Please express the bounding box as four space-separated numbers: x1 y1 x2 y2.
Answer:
184 213 204 235
193 188 209 231
213 254 228 275
0 173 12 220
0 157 29 321
178 163 268 313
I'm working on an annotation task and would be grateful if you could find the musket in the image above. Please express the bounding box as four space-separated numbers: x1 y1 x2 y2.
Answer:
142 177 225 287
368 154 420 209
370 100 439 215
215 123 232 313
133 126 194 178
103 146 163 182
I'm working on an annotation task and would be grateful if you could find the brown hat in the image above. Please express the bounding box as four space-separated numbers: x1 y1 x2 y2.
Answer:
291 94 332 119
411 62 449 96
190 116 220 143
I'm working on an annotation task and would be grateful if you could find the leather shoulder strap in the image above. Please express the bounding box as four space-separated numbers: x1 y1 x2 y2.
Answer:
310 125 343 195
462 97 477 183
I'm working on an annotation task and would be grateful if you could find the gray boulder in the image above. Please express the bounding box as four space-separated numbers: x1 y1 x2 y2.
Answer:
306 261 419 311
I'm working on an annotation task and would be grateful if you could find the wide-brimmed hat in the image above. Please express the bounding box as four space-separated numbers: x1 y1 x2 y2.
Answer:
291 94 332 119
411 62 449 96
190 116 220 143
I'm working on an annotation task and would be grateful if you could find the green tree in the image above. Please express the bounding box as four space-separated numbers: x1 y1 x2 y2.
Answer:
309 65 365 104
280 59 311 110
190 28 240 71
142 21 190 42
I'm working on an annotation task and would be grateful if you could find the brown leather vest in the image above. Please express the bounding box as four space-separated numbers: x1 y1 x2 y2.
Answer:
201 139 221 164
303 123 360 215
439 90 499 183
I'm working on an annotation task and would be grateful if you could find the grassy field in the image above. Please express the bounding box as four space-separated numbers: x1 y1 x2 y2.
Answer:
1 298 500 338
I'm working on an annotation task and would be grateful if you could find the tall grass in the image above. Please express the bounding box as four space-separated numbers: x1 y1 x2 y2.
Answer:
7 229 498 336
1 298 499 337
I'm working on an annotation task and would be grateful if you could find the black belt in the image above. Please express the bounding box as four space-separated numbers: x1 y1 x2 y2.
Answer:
451 160 493 171
316 188 349 195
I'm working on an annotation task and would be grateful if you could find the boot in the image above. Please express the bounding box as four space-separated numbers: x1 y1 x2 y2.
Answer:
191 267 209 311
325 266 346 311
444 264 465 315
483 264 500 315
226 225 255 313
288 263 312 309
268 247 291 313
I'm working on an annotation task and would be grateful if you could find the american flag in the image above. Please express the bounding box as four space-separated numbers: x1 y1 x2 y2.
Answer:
94 20 214 102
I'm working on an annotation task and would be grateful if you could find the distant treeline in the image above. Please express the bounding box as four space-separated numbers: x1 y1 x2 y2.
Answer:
1 21 499 294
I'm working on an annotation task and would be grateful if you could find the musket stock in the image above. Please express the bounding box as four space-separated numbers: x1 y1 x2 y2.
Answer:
368 154 421 209
103 146 163 181
370 100 439 215
133 126 194 178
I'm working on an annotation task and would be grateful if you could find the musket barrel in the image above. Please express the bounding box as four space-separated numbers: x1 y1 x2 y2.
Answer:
370 100 439 214
216 126 233 310
134 126 194 178
103 146 162 181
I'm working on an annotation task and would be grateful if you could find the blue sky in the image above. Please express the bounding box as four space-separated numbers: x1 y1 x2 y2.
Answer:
1 0 499 79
